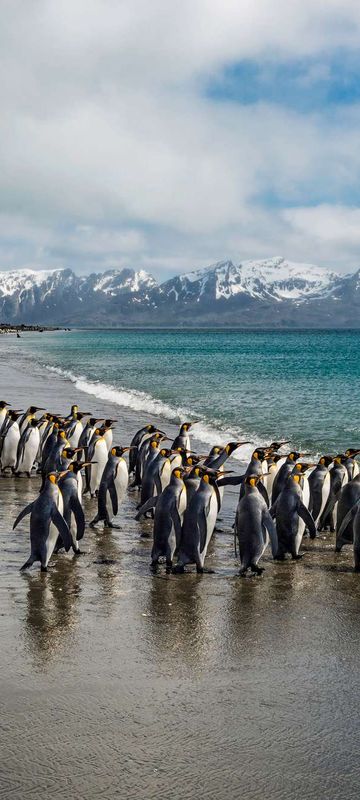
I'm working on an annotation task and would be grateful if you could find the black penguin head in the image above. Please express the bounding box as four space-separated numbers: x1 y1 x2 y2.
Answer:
268 440 290 451
160 448 172 458
71 405 78 415
245 474 261 487
146 424 157 433
288 451 302 461
69 461 85 474
180 422 192 433
225 441 251 456
62 448 78 460
111 446 130 457
252 449 267 461
344 448 360 458
293 462 315 474
172 467 185 480
184 454 201 467
104 419 116 428
0 401 10 409
150 439 160 449
208 445 222 457
28 405 43 414
319 455 333 467
89 417 103 426
30 418 39 427
334 454 347 465
9 411 22 420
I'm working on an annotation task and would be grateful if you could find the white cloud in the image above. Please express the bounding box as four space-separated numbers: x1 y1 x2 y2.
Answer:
1 1 360 277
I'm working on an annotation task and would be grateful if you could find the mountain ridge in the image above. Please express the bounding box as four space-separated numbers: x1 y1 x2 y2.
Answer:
0 257 359 328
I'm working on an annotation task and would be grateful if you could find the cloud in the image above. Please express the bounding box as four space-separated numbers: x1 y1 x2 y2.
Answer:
1 1 360 277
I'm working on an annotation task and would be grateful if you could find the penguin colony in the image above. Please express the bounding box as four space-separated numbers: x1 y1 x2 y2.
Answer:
0 400 359 575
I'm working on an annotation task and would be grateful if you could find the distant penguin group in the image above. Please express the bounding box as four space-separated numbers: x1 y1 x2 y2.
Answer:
1 398 359 576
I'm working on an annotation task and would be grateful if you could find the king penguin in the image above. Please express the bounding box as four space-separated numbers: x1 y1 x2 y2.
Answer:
235 475 278 576
13 473 72 571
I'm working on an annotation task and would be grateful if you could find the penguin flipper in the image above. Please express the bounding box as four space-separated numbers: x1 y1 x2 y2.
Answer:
51 506 72 551
262 510 278 557
217 475 245 487
269 497 279 518
70 495 85 541
199 510 208 553
13 501 34 530
297 501 316 539
337 501 360 540
108 477 118 516
135 496 158 520
171 507 182 543
258 482 269 507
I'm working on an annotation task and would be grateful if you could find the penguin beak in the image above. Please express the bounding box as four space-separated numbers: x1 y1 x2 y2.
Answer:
80 462 93 468
121 447 131 452
237 441 252 446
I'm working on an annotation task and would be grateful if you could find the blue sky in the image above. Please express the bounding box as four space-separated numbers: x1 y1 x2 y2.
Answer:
1 1 360 279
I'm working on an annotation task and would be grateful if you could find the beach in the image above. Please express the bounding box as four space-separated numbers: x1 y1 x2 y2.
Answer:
1 335 360 800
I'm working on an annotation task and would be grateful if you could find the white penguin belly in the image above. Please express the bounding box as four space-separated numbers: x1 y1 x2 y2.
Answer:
68 421 83 448
19 429 40 472
115 459 129 507
2 425 20 468
200 491 218 564
90 440 108 494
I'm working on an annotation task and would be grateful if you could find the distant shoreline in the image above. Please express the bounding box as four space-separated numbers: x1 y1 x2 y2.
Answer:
0 323 70 334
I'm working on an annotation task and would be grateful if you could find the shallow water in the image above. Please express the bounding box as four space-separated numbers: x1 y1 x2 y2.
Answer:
12 327 360 456
1 337 360 799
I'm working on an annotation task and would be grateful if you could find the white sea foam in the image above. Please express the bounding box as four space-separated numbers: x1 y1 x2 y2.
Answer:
44 364 255 460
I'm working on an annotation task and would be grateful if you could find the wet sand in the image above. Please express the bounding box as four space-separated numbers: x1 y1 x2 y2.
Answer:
1 338 360 799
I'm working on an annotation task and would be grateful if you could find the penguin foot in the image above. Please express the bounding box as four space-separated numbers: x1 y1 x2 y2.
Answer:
354 566 360 573
291 553 304 560
172 564 185 574
335 545 342 552
198 567 215 574
274 554 286 561
250 564 264 575
73 549 83 556
40 565 48 572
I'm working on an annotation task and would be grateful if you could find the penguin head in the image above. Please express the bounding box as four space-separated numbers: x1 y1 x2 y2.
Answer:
104 419 116 428
71 405 78 415
62 448 78 460
334 454 347 464
245 474 261 487
30 418 39 427
89 417 103 426
268 440 290 451
225 441 251 456
293 462 315 474
252 449 266 461
173 467 185 480
319 455 333 467
0 401 10 409
288 451 302 461
69 461 87 473
111 446 130 457
146 424 157 433
208 446 222 457
160 448 172 458
345 448 360 458
180 422 192 433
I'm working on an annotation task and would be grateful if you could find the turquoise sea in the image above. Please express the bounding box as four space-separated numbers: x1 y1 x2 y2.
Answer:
15 328 360 457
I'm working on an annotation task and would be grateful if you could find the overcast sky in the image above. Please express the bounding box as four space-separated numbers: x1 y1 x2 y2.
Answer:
2 0 360 279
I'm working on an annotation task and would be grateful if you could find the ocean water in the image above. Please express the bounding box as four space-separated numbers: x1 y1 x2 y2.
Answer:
14 328 360 457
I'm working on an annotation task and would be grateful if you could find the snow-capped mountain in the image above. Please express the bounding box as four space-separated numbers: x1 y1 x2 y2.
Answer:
0 258 358 327
157 257 341 306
